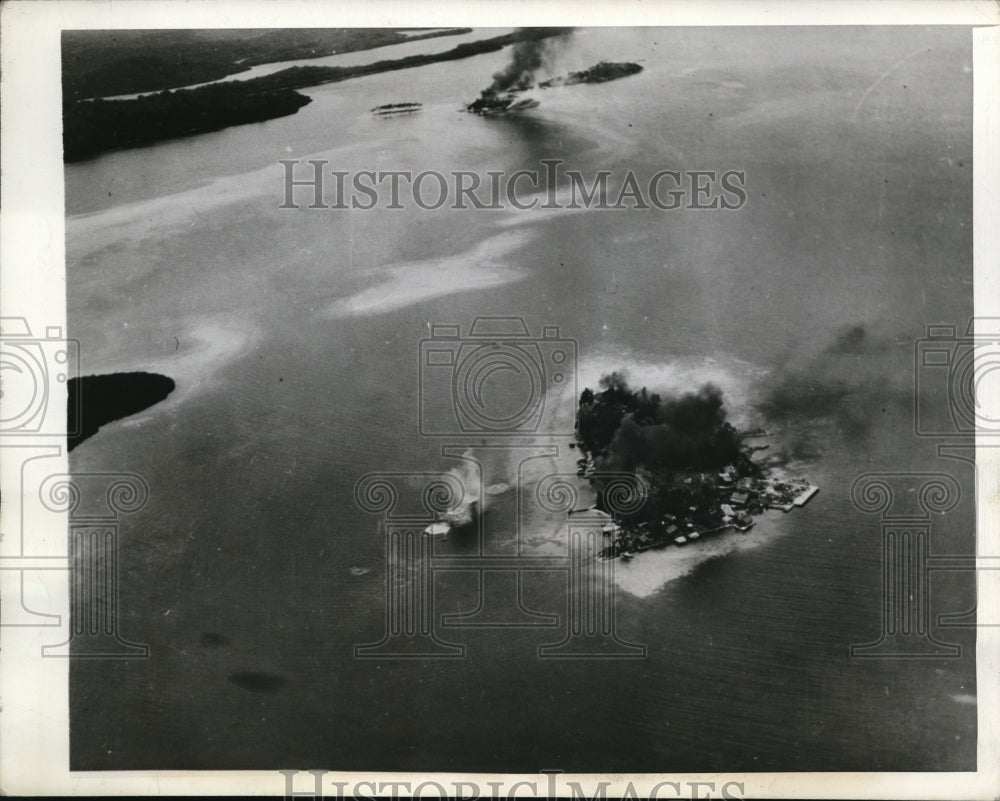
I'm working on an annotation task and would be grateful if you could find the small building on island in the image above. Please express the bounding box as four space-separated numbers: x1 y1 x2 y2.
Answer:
730 490 750 508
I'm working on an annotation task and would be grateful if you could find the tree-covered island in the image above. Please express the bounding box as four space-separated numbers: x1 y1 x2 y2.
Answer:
467 60 643 116
538 60 644 88
574 373 818 558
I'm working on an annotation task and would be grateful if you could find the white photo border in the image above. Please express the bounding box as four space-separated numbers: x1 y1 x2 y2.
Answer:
1 1 998 797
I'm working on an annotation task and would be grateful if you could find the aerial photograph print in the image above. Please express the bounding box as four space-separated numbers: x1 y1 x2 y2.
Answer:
25 10 991 790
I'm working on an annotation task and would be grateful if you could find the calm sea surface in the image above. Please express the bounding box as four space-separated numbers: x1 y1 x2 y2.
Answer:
66 27 976 771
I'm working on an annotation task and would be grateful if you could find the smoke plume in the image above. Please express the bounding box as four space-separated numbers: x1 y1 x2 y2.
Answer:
757 323 910 440
485 28 572 94
440 449 481 526
577 372 743 474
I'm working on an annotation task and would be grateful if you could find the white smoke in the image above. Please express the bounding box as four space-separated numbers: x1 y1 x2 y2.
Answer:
440 449 481 526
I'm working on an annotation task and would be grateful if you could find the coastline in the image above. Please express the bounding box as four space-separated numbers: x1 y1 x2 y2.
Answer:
63 28 571 162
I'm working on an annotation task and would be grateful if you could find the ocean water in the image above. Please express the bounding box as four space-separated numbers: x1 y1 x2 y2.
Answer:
66 27 976 771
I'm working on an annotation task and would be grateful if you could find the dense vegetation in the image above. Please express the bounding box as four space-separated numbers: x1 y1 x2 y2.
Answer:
576 373 754 528
68 372 175 451
63 84 311 162
62 28 472 100
216 28 572 95
539 61 643 88
469 59 642 115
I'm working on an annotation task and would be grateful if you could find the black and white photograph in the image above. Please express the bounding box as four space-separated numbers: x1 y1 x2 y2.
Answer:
1 1 999 797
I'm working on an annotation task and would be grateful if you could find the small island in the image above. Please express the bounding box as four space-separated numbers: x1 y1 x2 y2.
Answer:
67 372 175 451
538 60 643 88
573 373 817 559
371 102 423 116
466 60 643 116
465 91 540 116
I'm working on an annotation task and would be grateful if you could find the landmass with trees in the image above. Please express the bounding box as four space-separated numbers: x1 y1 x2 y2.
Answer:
63 28 472 100
538 60 643 88
62 28 571 162
63 83 313 162
467 60 642 116
574 372 818 557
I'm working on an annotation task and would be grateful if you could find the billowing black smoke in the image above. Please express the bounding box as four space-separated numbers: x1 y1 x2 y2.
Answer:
757 323 911 443
482 28 572 94
488 29 557 93
466 29 573 115
576 372 742 474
